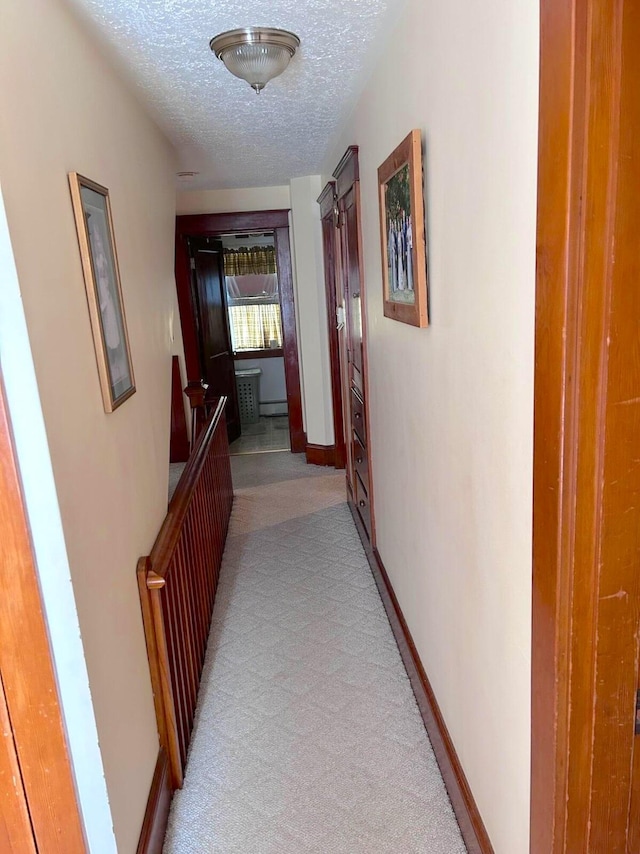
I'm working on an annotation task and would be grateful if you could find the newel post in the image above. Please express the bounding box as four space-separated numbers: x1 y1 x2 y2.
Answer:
184 380 208 449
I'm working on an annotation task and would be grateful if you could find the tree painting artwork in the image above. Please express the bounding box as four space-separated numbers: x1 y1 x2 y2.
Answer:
377 129 429 328
68 172 136 412
384 163 414 304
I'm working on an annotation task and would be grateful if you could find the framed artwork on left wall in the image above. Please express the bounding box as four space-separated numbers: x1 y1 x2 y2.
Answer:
69 172 136 412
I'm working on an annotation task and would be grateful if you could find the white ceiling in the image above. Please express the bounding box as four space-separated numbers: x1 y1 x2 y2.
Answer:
68 0 399 190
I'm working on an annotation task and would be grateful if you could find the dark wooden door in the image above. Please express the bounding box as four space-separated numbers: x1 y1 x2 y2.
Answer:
318 183 346 469
191 243 241 442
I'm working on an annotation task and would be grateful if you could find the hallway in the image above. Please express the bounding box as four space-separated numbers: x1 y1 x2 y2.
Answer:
163 452 466 853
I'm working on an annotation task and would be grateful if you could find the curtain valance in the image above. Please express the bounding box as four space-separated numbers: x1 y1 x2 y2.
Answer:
223 246 276 276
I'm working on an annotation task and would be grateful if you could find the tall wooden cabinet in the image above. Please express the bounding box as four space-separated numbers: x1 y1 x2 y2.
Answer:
320 146 375 543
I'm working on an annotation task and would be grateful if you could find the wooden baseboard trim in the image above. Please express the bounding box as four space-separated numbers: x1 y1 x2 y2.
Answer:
305 443 336 466
346 504 493 854
137 749 173 854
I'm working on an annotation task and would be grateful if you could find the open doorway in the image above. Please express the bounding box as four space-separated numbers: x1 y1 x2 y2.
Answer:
175 210 305 454
218 231 290 454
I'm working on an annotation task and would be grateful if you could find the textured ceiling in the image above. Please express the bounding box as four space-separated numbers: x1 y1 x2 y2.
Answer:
67 0 398 189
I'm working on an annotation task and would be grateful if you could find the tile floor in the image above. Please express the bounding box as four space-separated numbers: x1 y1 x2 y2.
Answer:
229 415 290 455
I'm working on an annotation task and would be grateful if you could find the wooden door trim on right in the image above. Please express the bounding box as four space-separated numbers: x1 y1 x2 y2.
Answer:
0 669 35 853
532 0 640 850
175 211 305 454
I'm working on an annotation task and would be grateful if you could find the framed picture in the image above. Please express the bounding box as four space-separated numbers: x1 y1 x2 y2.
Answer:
69 173 136 412
377 129 429 327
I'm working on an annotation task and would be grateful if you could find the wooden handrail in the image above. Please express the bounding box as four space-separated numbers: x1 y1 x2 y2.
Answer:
148 397 226 586
138 397 233 789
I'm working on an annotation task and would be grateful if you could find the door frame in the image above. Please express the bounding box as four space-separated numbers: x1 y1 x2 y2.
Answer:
317 181 346 469
0 375 86 851
532 0 640 849
175 210 305 453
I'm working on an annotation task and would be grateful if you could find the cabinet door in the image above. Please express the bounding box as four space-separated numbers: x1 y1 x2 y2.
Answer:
340 186 364 395
320 208 347 469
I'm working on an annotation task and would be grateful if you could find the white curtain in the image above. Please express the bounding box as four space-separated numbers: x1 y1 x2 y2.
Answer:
228 304 283 351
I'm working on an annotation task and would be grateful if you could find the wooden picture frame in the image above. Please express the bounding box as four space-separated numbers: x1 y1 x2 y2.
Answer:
69 173 135 412
377 129 429 327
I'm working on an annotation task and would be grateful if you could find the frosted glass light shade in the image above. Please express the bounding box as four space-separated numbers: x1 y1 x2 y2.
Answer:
210 28 300 94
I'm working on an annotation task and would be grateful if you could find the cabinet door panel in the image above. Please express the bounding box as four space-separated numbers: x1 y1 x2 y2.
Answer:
341 187 364 394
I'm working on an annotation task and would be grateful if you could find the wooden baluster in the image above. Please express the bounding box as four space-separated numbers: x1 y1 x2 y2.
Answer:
160 579 189 769
193 486 211 658
179 533 203 674
148 583 183 788
137 398 233 793
201 470 215 612
178 529 197 665
172 552 198 727
192 504 207 672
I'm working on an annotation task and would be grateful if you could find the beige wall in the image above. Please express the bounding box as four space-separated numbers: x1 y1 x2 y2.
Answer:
0 1 177 850
177 184 290 214
324 0 538 851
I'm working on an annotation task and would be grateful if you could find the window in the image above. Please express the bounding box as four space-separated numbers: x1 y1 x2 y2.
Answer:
224 265 283 353
228 303 282 351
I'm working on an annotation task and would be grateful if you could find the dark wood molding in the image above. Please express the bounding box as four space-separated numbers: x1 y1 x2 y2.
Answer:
317 181 337 217
305 443 336 467
174 233 202 383
348 504 493 854
175 211 305 455
233 348 284 360
176 210 290 234
136 749 172 854
332 146 359 198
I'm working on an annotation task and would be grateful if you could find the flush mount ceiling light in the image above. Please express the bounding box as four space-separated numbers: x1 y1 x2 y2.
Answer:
209 27 300 94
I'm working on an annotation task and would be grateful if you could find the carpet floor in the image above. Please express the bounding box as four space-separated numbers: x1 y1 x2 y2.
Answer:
163 452 466 853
